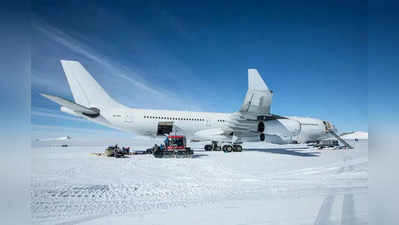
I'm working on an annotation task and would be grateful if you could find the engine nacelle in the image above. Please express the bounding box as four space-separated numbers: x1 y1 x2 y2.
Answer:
60 106 81 117
61 106 100 118
264 119 301 137
241 133 292 144
240 135 264 142
258 122 265 133
260 133 265 141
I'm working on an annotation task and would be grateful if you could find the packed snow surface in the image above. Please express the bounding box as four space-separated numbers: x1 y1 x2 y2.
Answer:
32 141 368 225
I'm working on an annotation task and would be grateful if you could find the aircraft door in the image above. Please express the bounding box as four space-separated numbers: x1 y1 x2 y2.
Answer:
205 117 212 128
157 121 174 135
124 110 133 124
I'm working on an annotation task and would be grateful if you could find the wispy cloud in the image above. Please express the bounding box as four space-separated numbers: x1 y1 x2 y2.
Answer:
158 9 195 41
32 18 196 110
31 72 71 97
31 124 134 142
32 124 119 135
31 108 86 123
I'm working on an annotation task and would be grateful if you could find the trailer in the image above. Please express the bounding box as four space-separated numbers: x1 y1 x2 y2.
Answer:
104 145 128 158
151 135 194 158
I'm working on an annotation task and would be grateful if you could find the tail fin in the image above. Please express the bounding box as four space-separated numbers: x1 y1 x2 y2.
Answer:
248 69 270 91
60 60 122 109
240 69 273 115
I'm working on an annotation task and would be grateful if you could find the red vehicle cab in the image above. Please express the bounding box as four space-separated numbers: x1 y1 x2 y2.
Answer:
165 135 186 150
152 135 193 158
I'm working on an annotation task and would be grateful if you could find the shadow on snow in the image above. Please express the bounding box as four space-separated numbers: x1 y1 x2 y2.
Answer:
245 148 320 157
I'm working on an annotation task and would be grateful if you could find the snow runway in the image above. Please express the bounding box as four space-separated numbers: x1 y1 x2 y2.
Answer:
32 141 368 225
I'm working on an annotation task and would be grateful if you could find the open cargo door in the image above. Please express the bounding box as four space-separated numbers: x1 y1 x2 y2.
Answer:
157 122 174 136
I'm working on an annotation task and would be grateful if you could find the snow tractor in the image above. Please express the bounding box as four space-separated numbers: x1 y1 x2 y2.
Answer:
152 135 193 158
104 145 126 158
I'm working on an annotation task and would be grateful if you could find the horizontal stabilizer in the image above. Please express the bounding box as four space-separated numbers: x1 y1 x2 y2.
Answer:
41 93 100 117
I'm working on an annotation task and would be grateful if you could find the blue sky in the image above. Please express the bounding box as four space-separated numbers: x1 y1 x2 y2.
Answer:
368 1 399 131
32 0 368 138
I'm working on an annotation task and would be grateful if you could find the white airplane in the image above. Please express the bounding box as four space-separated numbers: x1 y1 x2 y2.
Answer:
42 60 344 151
35 136 71 142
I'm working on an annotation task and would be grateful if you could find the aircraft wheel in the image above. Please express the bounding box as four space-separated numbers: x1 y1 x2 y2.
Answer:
224 145 233 153
204 145 212 151
234 145 243 152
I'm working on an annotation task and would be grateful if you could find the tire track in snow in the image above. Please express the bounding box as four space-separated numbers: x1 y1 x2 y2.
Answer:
314 195 335 225
266 157 367 178
341 193 356 225
313 151 359 225
339 153 359 225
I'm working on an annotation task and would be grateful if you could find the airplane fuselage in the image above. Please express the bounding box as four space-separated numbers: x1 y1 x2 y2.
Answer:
96 107 329 144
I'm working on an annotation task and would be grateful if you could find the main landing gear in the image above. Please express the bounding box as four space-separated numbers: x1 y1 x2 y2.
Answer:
223 144 243 152
233 144 243 152
204 141 221 151
204 142 243 152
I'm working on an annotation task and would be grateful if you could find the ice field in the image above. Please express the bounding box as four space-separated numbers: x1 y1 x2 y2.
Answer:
31 141 368 225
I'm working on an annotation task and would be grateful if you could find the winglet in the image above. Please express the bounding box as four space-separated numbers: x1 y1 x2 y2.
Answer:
248 69 269 91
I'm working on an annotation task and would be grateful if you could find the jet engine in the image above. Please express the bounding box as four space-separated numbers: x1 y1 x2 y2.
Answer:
264 119 301 137
255 119 300 142
60 106 81 117
241 133 290 144
260 133 265 141
258 121 265 133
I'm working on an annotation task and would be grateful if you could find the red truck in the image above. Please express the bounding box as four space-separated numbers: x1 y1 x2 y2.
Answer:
152 135 194 158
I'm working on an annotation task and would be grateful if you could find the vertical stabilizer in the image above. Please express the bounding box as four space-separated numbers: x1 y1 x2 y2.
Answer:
240 69 273 115
60 60 122 109
248 69 269 91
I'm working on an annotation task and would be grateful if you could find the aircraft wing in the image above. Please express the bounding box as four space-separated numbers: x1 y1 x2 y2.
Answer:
195 70 288 143
221 69 287 141
193 128 229 141
226 112 287 131
239 69 273 118
229 69 285 133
